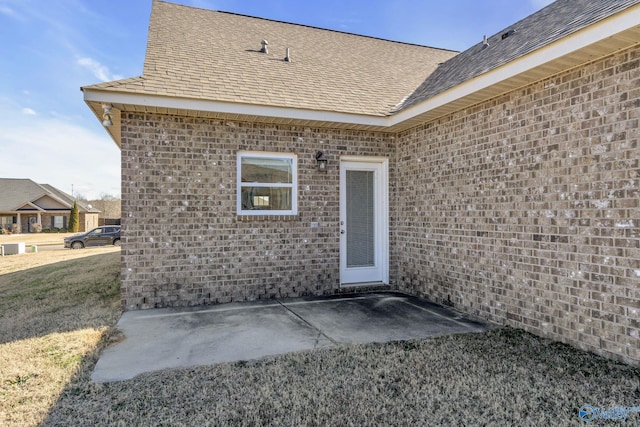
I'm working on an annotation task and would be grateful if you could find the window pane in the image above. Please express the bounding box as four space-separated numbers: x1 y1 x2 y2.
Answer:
53 216 64 228
241 187 292 210
241 157 292 184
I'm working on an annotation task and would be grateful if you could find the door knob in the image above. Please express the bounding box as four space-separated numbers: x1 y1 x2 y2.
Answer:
340 229 345 234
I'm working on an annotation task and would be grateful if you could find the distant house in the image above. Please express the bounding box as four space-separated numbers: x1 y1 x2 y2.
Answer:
0 178 100 233
82 0 640 366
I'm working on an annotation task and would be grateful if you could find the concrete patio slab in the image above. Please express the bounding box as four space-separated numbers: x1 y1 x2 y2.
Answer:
284 293 486 344
92 292 486 382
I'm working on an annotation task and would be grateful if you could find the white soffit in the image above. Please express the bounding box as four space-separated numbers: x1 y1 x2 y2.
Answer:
83 91 390 129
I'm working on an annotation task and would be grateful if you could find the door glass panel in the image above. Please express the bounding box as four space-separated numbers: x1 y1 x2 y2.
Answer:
346 170 375 268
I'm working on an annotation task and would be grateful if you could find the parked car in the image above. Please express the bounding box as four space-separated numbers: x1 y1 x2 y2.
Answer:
64 226 121 249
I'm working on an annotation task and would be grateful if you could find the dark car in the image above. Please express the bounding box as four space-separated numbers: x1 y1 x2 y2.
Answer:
64 226 121 249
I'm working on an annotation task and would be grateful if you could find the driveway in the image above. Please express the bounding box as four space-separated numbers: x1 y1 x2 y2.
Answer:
92 291 486 382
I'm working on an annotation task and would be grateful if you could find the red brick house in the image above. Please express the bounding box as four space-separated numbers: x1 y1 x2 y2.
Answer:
82 0 640 366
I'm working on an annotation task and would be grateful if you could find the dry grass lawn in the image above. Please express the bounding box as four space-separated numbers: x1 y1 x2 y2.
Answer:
0 233 120 275
0 232 77 246
1 248 639 426
0 249 121 426
0 245 119 275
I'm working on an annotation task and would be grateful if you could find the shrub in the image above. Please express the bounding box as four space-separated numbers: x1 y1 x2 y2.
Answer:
31 223 42 233
11 223 21 234
68 201 79 233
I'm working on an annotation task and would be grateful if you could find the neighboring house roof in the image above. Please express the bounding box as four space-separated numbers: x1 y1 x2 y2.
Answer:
85 1 457 117
39 184 100 213
0 179 99 213
82 0 640 137
399 0 640 111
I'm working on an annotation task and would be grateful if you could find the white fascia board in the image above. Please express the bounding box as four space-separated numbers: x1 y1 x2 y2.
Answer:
83 90 390 128
389 5 640 126
12 201 46 212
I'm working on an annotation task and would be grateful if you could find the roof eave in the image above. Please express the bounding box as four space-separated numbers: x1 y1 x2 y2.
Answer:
83 95 122 149
387 3 640 132
84 3 640 140
13 201 46 212
10 190 49 211
34 187 76 210
82 89 393 146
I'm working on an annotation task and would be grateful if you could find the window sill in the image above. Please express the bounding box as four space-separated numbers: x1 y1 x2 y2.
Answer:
237 214 299 222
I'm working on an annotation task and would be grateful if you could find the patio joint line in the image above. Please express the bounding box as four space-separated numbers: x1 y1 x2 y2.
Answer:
276 299 339 346
139 302 281 319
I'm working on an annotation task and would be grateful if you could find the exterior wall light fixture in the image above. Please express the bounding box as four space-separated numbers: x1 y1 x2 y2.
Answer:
102 104 113 127
315 151 328 172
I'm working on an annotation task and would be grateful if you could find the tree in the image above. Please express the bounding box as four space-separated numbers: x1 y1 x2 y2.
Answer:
88 193 121 220
74 193 88 204
68 201 79 232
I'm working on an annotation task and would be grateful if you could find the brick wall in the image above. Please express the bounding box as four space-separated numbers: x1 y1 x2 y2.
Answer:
81 213 100 232
40 213 67 230
396 46 639 365
18 213 75 233
120 117 396 309
120 45 638 366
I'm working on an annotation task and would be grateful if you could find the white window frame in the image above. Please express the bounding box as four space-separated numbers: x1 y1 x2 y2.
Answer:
237 151 298 216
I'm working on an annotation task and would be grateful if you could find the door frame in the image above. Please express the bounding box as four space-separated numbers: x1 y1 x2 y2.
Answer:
339 156 389 286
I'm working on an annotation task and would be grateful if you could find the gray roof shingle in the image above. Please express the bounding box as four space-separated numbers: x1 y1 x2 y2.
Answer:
397 0 640 111
83 0 639 119
83 1 458 117
0 179 97 213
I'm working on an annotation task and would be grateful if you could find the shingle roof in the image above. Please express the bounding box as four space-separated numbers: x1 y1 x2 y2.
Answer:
39 184 99 213
83 0 640 123
83 0 457 117
398 0 640 111
0 179 97 213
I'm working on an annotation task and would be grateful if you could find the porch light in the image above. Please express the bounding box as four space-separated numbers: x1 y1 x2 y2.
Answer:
102 104 113 127
315 151 328 172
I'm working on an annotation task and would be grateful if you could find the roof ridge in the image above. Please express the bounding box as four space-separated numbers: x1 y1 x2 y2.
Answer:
156 0 458 53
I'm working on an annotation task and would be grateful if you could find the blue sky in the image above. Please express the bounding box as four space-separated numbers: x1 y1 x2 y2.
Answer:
0 0 553 199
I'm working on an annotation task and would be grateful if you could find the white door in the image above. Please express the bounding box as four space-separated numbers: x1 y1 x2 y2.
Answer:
340 158 388 285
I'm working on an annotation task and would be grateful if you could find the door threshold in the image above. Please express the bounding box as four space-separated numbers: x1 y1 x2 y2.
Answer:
340 281 388 289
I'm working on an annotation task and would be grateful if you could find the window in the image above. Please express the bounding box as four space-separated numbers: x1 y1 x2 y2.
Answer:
237 152 297 215
53 216 65 229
